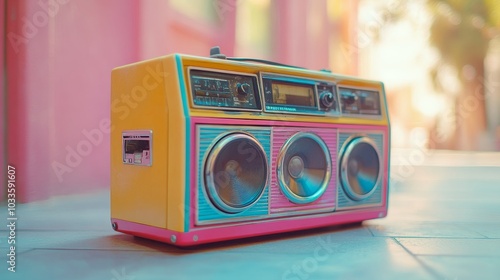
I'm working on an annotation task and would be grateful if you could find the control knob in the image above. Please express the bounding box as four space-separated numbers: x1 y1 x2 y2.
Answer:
320 91 335 109
237 83 251 95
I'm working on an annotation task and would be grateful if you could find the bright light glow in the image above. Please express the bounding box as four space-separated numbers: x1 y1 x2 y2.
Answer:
413 93 445 118
437 65 461 95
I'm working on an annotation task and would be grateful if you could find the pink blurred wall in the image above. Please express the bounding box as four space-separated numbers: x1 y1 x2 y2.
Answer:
4 0 333 202
6 0 141 201
271 0 330 71
4 0 237 202
1 0 5 202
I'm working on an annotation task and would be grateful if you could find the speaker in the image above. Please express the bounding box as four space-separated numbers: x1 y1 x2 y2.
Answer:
196 125 270 225
270 127 336 215
337 132 385 209
277 132 331 203
204 132 267 213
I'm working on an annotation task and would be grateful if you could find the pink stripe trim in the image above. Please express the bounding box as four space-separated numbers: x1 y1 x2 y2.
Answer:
190 116 386 131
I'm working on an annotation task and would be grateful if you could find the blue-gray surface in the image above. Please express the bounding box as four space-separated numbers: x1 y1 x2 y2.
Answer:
1 151 500 280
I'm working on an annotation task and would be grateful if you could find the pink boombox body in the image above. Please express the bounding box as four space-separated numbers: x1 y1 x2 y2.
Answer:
110 52 390 246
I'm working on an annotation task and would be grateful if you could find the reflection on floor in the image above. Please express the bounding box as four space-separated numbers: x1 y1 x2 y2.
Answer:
1 151 500 279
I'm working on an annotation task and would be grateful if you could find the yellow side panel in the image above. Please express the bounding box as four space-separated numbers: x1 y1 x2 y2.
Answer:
111 56 172 229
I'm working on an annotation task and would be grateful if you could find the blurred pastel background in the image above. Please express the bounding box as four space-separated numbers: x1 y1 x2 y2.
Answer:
2 0 500 202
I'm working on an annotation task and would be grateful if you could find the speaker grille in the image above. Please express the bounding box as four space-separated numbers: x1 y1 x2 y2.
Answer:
196 126 270 224
337 132 384 209
205 133 268 213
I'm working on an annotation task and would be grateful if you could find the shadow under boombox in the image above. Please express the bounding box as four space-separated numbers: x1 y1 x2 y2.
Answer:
110 51 390 247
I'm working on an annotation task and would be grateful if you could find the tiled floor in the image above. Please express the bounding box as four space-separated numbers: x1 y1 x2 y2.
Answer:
1 151 500 279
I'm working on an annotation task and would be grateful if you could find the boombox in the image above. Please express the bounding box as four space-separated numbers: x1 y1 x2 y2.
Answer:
110 50 390 246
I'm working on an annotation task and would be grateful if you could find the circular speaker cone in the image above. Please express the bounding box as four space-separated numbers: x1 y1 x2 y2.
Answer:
340 136 381 200
277 132 332 204
205 133 268 214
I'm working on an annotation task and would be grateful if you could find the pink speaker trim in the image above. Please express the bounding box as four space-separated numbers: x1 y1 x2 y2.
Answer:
112 207 387 246
270 126 336 213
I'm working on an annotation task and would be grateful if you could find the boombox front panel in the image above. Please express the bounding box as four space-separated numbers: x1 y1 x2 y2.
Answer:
195 125 271 225
337 131 386 209
270 126 337 214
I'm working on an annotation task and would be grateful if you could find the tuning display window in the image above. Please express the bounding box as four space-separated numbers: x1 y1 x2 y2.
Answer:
270 82 315 106
262 75 319 114
339 87 381 116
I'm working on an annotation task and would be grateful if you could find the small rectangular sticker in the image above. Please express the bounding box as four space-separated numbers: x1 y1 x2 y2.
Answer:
122 131 152 166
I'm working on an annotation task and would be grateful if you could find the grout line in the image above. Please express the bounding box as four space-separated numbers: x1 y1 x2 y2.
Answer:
390 164 500 167
22 247 180 253
364 225 376 237
412 254 500 259
452 224 490 239
371 236 494 240
392 237 444 280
